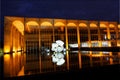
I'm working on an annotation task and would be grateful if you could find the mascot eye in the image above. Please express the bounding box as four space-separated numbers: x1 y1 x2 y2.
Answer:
58 45 61 47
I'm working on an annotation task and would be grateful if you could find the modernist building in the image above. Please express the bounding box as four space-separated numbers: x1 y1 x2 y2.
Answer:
4 16 120 53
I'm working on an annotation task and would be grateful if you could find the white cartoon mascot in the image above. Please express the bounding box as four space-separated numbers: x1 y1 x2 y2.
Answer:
51 40 65 66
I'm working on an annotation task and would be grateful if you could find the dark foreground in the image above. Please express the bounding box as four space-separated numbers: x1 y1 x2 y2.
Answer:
4 64 120 80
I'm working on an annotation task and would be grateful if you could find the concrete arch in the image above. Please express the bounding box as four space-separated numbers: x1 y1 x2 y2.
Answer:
67 23 77 27
13 20 24 35
54 22 65 27
26 21 39 26
41 21 52 27
100 23 107 28
79 23 87 27
90 23 97 27
26 21 39 31
109 24 115 28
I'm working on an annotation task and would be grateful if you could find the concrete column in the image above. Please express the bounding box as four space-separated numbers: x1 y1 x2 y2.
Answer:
24 18 26 52
77 24 80 49
11 25 15 53
65 20 69 70
87 21 91 47
4 21 12 53
52 19 55 42
10 25 13 52
39 19 41 52
65 20 68 50
17 30 19 52
14 28 17 52
107 24 111 47
97 22 102 47
115 24 119 46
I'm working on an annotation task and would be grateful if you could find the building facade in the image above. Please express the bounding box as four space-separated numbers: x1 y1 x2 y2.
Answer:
4 16 120 53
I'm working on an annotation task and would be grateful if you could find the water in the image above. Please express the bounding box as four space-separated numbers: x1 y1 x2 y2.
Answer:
3 51 120 78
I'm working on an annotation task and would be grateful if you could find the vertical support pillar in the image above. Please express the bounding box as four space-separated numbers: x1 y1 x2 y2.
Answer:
115 24 119 47
24 18 26 52
65 20 69 70
77 23 80 50
97 22 102 47
5 22 14 53
39 19 41 52
12 25 16 52
11 25 13 52
52 19 55 42
107 23 111 47
65 20 68 50
117 25 120 46
87 21 91 47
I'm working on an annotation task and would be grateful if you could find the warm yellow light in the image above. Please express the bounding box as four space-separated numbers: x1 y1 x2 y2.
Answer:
54 22 65 26
13 47 16 53
90 23 97 27
4 54 10 61
108 41 111 47
79 23 87 27
17 52 22 55
118 24 120 28
26 21 39 32
13 20 24 35
100 23 106 27
12 53 16 58
117 41 120 46
17 48 22 52
109 24 115 28
4 46 10 53
27 21 39 26
91 54 103 57
41 21 52 27
67 23 77 27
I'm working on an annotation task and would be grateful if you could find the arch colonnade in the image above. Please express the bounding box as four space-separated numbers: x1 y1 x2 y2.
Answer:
4 16 120 53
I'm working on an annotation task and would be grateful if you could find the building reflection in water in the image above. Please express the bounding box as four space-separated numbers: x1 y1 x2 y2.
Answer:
4 52 25 77
4 51 120 77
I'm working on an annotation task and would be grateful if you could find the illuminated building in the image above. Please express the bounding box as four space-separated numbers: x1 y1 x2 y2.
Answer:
4 16 120 53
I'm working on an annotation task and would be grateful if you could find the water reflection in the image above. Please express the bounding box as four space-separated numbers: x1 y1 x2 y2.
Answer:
4 51 120 77
52 52 65 66
4 52 25 77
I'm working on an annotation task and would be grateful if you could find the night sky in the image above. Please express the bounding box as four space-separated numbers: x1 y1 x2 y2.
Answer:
1 0 119 21
0 0 119 47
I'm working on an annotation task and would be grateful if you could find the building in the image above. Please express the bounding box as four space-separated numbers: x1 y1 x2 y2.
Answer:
4 16 120 53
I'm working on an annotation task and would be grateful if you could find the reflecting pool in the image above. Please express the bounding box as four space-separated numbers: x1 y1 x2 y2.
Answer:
3 51 120 78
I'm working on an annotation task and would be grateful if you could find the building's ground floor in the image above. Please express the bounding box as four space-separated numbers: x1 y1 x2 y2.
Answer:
4 16 120 53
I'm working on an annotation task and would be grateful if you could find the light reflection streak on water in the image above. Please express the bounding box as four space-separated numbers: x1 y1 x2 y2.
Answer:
3 51 120 77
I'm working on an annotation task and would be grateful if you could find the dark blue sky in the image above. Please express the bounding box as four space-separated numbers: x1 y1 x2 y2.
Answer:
0 0 119 47
1 0 119 22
